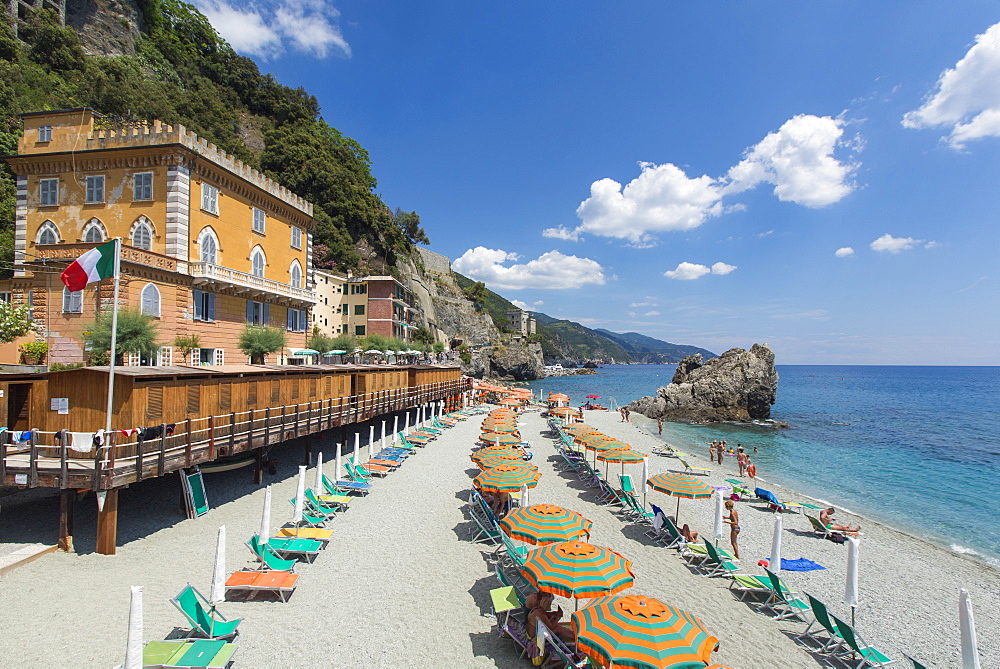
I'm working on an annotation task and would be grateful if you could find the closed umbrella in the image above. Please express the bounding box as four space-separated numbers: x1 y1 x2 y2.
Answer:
641 457 649 508
292 465 306 524
404 411 410 434
713 491 725 546
335 442 342 484
313 451 323 495
960 588 981 669
572 595 720 669
519 484 529 508
845 536 860 625
393 415 399 441
210 525 226 613
353 432 360 466
368 425 375 457
381 421 386 450
769 514 783 573
258 485 273 547
124 585 143 669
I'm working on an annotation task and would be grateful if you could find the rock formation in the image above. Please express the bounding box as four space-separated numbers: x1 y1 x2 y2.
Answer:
626 344 779 423
463 342 544 381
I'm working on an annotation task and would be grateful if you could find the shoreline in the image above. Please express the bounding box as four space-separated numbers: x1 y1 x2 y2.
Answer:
632 416 1000 573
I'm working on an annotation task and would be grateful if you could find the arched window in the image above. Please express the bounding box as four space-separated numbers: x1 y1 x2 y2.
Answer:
37 221 59 245
250 246 266 278
198 227 218 264
82 218 106 243
131 217 154 250
140 283 160 317
289 260 302 288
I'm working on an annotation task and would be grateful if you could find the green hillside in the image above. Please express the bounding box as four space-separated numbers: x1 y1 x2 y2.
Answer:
593 330 716 362
453 272 519 330
535 319 633 362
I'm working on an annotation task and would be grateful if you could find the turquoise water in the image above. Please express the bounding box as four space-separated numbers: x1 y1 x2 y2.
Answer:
527 365 1000 568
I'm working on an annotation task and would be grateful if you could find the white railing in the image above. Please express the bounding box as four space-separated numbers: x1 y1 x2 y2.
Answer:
189 262 317 303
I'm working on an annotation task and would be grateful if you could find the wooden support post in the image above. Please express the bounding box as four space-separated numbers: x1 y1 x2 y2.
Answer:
304 432 312 467
253 446 263 485
279 405 286 442
184 418 192 468
107 431 117 473
58 488 75 552
95 488 119 556
0 439 6 483
207 415 216 461
59 430 69 489
28 430 38 488
158 425 167 477
264 408 271 446
93 437 102 490
229 412 236 454
134 428 144 482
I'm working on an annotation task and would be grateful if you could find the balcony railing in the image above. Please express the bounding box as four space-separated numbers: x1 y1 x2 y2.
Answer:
189 262 317 304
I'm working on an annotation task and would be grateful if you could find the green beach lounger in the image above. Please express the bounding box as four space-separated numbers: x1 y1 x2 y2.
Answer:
170 584 242 640
247 535 298 571
143 639 238 668
758 568 811 621
796 593 847 653
700 539 740 577
832 614 898 667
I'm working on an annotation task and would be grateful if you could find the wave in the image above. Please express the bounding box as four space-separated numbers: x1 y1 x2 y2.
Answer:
951 544 1000 569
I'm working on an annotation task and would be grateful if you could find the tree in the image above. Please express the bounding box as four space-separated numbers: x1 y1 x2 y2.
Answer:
463 281 488 307
85 309 159 365
329 334 356 352
238 325 286 364
173 334 201 364
0 302 36 343
411 326 434 345
432 341 445 354
306 332 335 353
394 208 429 245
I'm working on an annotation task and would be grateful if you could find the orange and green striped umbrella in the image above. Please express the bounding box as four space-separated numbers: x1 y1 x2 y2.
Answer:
479 431 522 445
480 442 518 453
473 463 541 492
521 541 634 600
645 473 713 523
471 452 523 470
480 419 519 432
489 408 516 417
499 504 593 546
597 448 646 464
561 424 598 434
571 595 720 669
549 407 577 417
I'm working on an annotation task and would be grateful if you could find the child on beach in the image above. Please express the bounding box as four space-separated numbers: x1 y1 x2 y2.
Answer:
724 499 741 559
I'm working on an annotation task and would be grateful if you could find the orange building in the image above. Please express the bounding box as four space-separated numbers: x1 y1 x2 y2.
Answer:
3 109 316 365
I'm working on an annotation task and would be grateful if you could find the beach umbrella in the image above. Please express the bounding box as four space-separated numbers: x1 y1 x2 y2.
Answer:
335 442 342 484
292 465 306 524
960 588 981 669
210 525 226 609
521 540 634 603
480 422 519 434
291 348 320 356
404 411 410 434
597 447 645 479
472 453 523 470
481 442 517 454
124 585 143 669
473 463 542 492
845 536 860 625
381 421 386 450
646 473 713 522
326 349 347 355
713 490 725 546
313 451 324 495
519 484 529 508
769 514 783 573
479 431 522 445
393 415 399 441
353 432 360 466
500 504 593 546
259 485 272 546
585 394 602 399
369 425 375 455
572 595 720 669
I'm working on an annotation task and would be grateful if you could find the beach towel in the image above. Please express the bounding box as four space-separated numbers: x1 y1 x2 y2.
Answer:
69 432 94 453
781 558 825 571
9 430 23 443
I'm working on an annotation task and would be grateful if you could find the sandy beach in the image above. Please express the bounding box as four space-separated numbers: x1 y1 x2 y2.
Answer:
0 404 996 667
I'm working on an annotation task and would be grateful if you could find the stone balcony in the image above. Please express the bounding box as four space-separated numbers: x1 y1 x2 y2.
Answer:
189 262 317 306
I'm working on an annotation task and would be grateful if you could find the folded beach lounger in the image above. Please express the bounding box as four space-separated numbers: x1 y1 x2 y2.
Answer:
679 458 711 475
170 584 242 640
143 639 238 668
225 569 298 602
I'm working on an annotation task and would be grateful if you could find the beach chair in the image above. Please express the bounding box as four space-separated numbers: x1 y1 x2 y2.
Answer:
469 503 502 545
729 573 773 601
725 478 753 500
831 615 898 667
755 487 788 512
249 533 322 562
796 593 847 653
225 569 298 602
699 539 740 578
806 514 838 539
498 614 530 659
902 655 928 669
322 473 370 497
623 493 655 524
498 529 529 568
246 535 298 571
170 584 242 640
142 639 238 668
757 568 811 621
651 443 677 457
679 458 711 476
291 497 336 523
307 488 348 514
275 526 333 544
490 585 522 625
350 458 390 478
393 433 420 449
494 563 532 606
537 620 589 668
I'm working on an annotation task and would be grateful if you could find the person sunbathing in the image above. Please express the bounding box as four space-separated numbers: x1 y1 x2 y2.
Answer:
668 516 699 543
820 507 860 533
526 591 575 642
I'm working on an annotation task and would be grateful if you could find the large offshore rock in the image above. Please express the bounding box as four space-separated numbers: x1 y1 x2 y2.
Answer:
487 342 544 381
627 344 778 422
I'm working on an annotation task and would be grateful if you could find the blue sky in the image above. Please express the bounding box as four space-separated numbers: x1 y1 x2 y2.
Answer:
193 1 1000 364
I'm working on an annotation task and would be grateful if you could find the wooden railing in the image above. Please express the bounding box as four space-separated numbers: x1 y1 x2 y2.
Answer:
0 378 468 491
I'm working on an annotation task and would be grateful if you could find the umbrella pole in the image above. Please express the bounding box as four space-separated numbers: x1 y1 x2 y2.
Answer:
851 605 855 627
675 496 681 523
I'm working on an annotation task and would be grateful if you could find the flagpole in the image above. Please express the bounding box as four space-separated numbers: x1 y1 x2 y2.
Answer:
104 238 122 435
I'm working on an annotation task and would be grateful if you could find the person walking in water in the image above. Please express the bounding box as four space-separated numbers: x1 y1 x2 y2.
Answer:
724 499 741 559
716 444 723 466
737 447 747 476
657 417 663 435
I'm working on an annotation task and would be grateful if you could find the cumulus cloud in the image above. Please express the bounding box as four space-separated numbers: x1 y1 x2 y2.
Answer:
452 247 607 291
903 22 1000 149
835 247 855 257
511 299 545 310
644 310 661 316
663 261 737 280
192 0 350 59
870 234 922 254
725 115 856 206
561 115 856 243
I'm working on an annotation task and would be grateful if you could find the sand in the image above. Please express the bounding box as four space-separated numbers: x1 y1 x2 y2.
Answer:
0 405 995 668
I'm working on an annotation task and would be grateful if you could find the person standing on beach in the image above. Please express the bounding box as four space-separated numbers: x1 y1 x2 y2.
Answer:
724 499 741 559
624 408 631 422
620 408 626 422
708 442 715 461
737 447 747 476
657 417 663 435
717 444 723 466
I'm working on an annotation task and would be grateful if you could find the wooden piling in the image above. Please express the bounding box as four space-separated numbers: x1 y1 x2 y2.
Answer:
95 488 119 555
58 488 75 552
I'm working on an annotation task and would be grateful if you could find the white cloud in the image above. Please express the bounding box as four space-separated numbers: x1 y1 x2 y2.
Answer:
644 310 661 316
903 22 1000 148
870 234 922 254
664 261 736 280
511 299 544 310
452 247 607 291
725 114 856 207
192 0 350 60
711 261 737 275
629 301 656 307
562 114 856 243
835 247 855 257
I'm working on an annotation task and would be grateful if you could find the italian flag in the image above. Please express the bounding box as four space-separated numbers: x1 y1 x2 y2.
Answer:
60 239 118 291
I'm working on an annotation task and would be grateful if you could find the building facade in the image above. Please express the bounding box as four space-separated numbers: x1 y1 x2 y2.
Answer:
4 109 316 366
311 272 420 341
506 308 536 337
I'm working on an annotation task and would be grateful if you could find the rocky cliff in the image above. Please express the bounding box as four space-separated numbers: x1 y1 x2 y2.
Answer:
66 0 142 57
463 342 544 381
626 344 779 423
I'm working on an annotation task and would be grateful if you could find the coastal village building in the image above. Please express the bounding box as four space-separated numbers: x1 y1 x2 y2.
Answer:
312 271 420 341
3 109 316 366
312 269 348 335
506 308 537 338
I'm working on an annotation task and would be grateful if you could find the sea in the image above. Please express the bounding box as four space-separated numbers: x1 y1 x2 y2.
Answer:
526 364 1000 569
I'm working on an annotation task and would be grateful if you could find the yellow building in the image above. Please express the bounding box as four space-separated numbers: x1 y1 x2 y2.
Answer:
312 269 348 335
4 109 317 365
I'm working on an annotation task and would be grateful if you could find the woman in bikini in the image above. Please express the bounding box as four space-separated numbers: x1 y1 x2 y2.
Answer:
723 499 741 559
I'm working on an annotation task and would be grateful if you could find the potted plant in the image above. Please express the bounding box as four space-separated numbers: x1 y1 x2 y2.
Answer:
18 341 48 365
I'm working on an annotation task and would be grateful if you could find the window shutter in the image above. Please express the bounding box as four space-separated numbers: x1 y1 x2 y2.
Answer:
193 290 203 320
187 385 200 414
142 286 153 315
263 303 270 325
146 385 163 423
207 293 215 321
128 352 140 366
219 382 231 411
246 300 253 323
287 309 294 331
